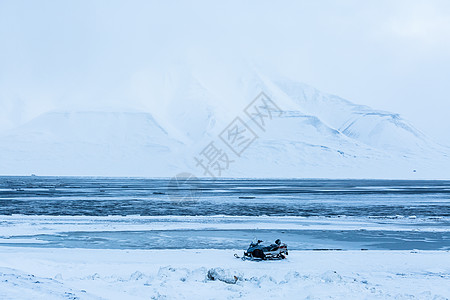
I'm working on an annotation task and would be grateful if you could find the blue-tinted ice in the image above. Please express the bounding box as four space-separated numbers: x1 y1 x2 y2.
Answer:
0 177 449 250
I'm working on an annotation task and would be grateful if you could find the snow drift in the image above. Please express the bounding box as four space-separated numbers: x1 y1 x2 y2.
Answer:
0 248 449 300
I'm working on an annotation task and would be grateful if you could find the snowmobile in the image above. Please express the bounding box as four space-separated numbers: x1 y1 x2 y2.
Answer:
234 239 288 260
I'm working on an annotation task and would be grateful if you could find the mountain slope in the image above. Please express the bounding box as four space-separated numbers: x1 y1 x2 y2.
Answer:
273 79 440 155
0 70 448 178
0 111 184 176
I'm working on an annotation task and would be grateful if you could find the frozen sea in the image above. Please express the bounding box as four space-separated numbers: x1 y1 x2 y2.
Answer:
0 176 449 251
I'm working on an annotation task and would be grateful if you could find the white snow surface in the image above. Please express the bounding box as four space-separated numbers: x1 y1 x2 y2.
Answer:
0 68 449 178
0 247 449 299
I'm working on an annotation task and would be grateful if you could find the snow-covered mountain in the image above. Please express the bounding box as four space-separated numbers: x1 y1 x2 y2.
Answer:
0 69 448 178
0 110 184 177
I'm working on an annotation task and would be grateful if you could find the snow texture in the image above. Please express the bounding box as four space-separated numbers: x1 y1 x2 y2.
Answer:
0 248 449 299
0 68 449 178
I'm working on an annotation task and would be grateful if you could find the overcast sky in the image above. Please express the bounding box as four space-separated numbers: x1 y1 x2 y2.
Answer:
1 0 449 145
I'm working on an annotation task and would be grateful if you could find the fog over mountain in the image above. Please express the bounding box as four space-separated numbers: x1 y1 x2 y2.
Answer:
0 67 448 179
1 1 450 178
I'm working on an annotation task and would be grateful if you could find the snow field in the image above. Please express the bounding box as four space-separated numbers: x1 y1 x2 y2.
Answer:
0 248 449 299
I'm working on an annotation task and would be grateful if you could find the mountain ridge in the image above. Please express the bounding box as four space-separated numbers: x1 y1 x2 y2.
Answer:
0 70 448 178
